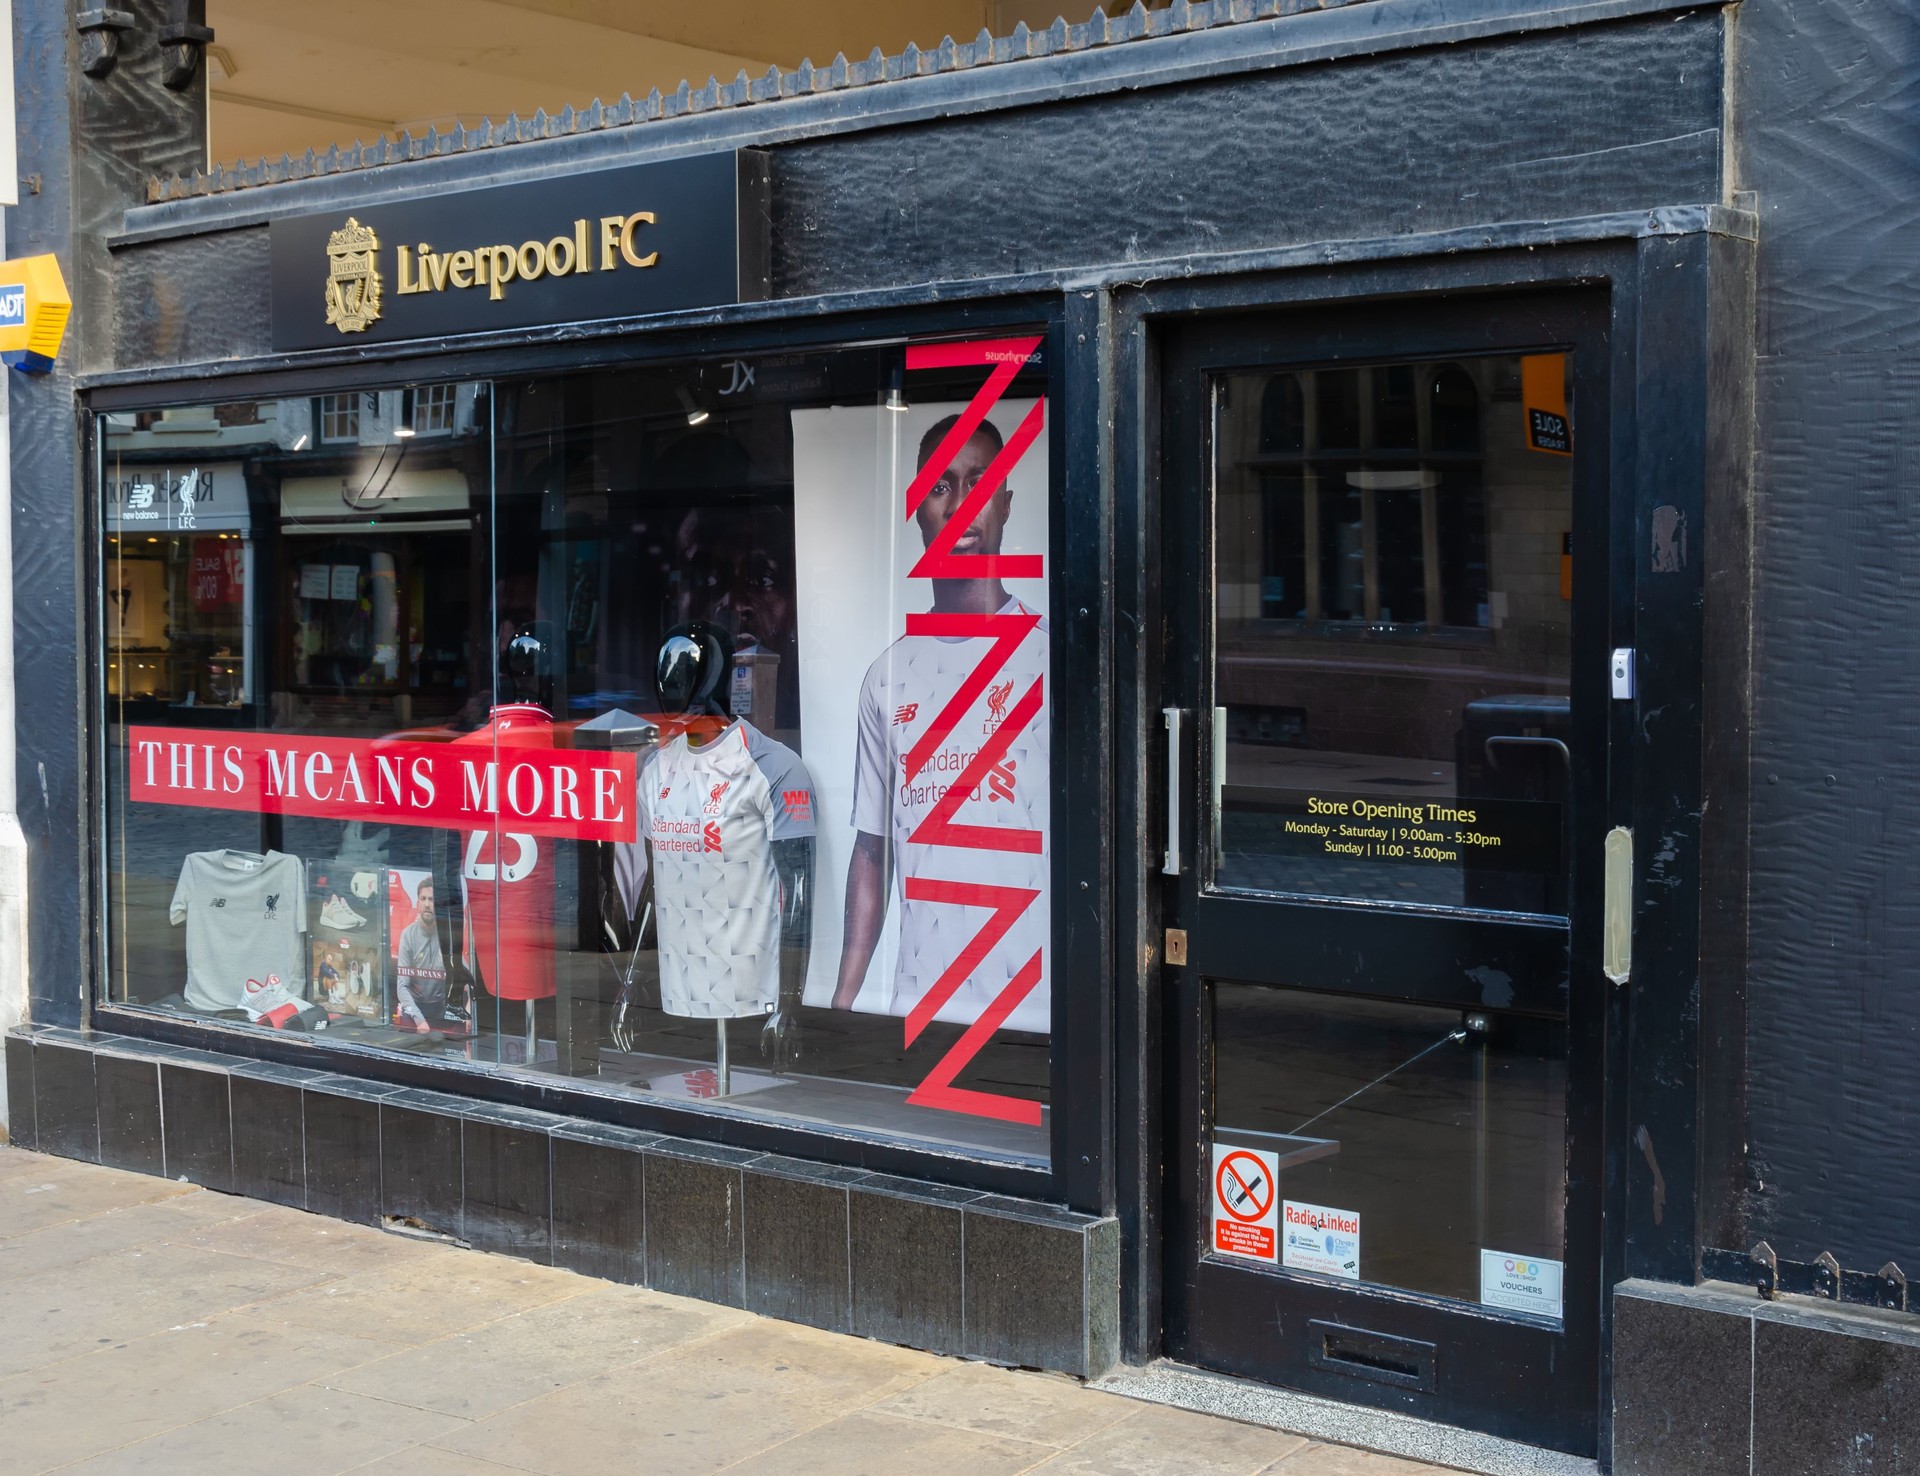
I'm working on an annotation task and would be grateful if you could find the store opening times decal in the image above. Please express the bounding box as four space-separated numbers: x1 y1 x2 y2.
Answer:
1252 789 1562 875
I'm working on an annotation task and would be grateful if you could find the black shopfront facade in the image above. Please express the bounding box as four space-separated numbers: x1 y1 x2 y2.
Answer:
18 1 1919 1469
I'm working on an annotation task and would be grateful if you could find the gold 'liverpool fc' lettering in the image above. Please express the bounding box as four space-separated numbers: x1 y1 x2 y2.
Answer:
324 218 382 333
395 213 658 303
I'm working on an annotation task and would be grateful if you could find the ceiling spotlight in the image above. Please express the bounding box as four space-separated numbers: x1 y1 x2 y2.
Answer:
885 364 908 413
676 387 709 427
393 387 417 438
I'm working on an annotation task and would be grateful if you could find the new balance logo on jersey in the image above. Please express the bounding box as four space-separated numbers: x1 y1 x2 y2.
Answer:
984 678 1014 733
988 759 1017 803
893 703 919 726
658 785 672 800
783 789 812 821
703 821 723 853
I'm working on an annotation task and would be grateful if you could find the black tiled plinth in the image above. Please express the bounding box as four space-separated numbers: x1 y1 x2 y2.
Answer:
4 1032 35 1149
94 1053 163 1176
1614 1279 1920 1476
1612 1283 1752 1476
159 1063 233 1191
463 1117 551 1258
1084 1217 1121 1375
850 1182 968 1356
31 1039 98 1162
380 1099 462 1235
964 1199 1091 1373
645 1149 747 1307
1754 1306 1920 1476
551 1131 645 1283
15 1031 1121 1385
744 1168 855 1333
303 1086 382 1222
229 1073 304 1207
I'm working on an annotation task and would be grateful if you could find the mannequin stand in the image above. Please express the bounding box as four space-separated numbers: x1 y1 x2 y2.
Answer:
525 1000 536 1064
715 1017 730 1095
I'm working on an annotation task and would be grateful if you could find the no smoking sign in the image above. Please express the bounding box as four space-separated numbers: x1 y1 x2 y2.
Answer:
1210 1144 1280 1263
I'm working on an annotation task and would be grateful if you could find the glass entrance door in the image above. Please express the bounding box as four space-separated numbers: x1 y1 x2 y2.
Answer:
1158 294 1612 1456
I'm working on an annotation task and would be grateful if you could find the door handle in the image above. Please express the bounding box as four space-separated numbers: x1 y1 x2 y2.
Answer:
1482 734 1571 771
1604 826 1632 984
1162 706 1184 875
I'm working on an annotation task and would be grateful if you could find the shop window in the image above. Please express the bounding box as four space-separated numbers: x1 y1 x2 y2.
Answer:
100 334 1055 1164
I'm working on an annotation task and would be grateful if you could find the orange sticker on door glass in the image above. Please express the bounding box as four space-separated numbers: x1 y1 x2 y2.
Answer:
1522 353 1572 456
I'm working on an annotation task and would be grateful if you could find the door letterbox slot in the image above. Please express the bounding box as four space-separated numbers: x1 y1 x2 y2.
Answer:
1308 1320 1437 1393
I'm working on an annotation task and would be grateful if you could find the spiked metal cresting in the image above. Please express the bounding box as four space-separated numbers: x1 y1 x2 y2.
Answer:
147 0 1366 202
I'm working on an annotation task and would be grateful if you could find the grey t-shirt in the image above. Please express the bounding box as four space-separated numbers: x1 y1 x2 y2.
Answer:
169 850 307 1012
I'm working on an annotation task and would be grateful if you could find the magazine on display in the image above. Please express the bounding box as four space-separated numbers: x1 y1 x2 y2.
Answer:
306 857 393 1023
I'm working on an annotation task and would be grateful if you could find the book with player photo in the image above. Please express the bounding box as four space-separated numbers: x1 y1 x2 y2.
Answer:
306 858 392 1022
389 866 471 1035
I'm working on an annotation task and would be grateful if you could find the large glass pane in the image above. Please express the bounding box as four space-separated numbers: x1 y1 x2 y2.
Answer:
1211 353 1574 913
1212 983 1567 1319
100 332 1055 1163
104 387 492 1056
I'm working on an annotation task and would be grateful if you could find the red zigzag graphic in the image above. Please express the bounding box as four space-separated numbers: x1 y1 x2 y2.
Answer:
897 336 1048 1126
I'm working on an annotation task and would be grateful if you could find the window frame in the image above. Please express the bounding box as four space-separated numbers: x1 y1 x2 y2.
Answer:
82 294 1101 1207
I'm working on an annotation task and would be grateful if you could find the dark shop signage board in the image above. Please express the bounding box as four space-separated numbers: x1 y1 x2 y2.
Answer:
270 151 770 351
1232 787 1563 876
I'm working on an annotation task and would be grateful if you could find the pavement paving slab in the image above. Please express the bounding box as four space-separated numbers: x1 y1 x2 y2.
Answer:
0 1142 1467 1476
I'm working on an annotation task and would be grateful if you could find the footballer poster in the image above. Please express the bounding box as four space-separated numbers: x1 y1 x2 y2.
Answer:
791 360 1050 1049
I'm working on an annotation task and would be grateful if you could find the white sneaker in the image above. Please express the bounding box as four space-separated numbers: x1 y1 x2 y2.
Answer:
319 894 366 930
243 973 299 1019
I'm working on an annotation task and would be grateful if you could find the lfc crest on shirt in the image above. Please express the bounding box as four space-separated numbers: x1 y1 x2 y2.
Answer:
324 218 383 334
983 678 1015 733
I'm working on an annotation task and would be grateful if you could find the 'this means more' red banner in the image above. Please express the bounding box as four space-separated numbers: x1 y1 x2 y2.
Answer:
127 726 639 843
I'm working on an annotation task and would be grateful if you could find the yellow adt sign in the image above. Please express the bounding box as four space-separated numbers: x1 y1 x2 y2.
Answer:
0 254 72 372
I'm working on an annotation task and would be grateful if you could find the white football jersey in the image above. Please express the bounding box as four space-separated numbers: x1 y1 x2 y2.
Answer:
850 598 1050 1035
638 720 816 1020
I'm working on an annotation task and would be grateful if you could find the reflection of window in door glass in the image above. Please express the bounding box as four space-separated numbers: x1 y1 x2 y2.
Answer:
414 382 459 435
1211 352 1575 911
318 393 361 443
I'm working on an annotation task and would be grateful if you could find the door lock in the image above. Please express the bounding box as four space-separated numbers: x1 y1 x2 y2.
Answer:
1165 928 1188 966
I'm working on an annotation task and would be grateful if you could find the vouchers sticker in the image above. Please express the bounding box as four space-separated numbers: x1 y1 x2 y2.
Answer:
1480 1250 1564 1319
1281 1200 1361 1280
1210 1145 1280 1263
